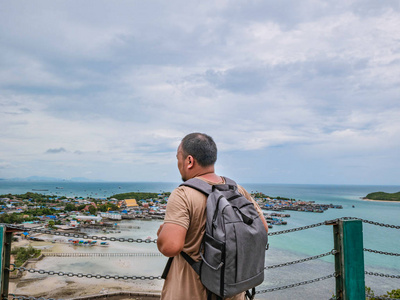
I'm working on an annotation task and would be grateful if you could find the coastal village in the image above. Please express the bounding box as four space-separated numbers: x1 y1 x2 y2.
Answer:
0 190 343 232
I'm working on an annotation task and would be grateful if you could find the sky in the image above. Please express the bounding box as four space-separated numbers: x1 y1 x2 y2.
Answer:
1 1 399 185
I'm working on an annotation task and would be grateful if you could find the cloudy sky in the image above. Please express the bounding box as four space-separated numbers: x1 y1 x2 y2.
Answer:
1 1 399 185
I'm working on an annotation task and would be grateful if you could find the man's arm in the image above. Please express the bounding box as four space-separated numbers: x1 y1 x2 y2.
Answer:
157 223 187 257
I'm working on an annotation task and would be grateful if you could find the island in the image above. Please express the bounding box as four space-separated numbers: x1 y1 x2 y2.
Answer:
363 191 400 202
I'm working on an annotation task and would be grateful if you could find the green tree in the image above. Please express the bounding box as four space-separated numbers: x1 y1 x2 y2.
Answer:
11 246 41 267
64 203 76 211
89 205 97 215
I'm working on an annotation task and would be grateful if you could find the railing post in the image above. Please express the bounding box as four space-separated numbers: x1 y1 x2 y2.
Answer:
0 225 4 299
333 219 365 300
1 226 15 300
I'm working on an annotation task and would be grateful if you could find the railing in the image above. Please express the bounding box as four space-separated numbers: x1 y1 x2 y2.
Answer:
1 217 399 300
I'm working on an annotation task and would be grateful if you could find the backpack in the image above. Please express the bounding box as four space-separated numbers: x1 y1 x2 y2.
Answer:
162 177 268 300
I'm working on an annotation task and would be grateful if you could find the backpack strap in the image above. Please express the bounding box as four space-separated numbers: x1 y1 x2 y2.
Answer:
180 251 202 275
222 176 237 186
180 178 213 195
161 251 202 279
180 176 238 194
245 287 256 300
161 257 174 279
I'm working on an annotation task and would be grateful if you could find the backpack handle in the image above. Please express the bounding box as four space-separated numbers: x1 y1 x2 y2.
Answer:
233 206 254 225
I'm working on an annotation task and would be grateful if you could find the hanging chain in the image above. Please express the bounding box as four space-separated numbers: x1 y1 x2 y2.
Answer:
364 248 400 257
265 250 336 269
256 273 337 294
2 217 398 241
268 221 326 236
365 271 400 279
10 295 57 300
1 223 157 243
8 265 162 280
360 219 400 230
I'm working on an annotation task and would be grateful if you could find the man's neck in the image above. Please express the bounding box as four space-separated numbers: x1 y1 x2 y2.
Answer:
196 171 222 184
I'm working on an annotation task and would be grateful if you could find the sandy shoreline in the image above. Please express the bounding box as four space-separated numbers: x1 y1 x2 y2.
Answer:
10 238 163 299
362 198 400 203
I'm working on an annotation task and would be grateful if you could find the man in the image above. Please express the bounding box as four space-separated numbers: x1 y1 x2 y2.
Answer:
157 133 269 299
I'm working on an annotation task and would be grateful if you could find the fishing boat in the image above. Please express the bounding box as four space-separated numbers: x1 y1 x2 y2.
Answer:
68 239 97 246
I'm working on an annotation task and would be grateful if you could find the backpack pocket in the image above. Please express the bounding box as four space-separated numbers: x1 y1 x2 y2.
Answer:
234 219 266 283
200 233 225 270
200 233 225 297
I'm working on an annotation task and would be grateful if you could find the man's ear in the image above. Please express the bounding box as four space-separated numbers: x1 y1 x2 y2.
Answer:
187 155 194 169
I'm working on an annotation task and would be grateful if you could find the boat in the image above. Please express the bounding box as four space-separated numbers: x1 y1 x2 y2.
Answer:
100 242 110 247
68 239 97 246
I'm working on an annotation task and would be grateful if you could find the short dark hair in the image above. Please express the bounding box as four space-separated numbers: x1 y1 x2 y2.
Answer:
181 133 217 167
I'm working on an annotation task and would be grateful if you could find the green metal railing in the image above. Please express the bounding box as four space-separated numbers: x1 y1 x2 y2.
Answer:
333 219 365 300
1 218 398 300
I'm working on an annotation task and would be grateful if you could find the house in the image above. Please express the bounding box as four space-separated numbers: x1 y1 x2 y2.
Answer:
100 212 122 220
122 199 139 208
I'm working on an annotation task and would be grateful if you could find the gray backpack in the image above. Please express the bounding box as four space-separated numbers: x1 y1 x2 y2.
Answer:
163 177 268 299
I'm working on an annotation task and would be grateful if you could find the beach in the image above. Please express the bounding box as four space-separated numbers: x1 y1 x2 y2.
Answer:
3 182 400 299
10 238 164 299
362 198 400 203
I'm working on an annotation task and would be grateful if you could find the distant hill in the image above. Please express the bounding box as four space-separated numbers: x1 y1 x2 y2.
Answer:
365 191 400 201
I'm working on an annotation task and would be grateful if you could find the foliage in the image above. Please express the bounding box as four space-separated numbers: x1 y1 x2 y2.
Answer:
16 192 55 202
64 203 76 211
366 286 400 299
0 213 35 224
77 204 86 211
110 192 160 201
11 246 41 267
365 191 400 201
98 203 119 212
88 205 97 215
252 192 296 201
385 289 400 298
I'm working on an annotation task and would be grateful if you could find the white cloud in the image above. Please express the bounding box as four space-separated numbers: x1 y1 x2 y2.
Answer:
0 1 399 184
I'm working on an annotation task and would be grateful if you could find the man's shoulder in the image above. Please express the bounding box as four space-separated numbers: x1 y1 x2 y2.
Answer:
170 184 206 199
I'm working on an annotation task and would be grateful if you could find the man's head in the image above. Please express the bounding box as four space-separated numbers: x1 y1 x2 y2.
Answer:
177 133 217 181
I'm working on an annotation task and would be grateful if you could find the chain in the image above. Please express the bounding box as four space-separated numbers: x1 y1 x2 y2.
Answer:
365 271 400 279
3 217 398 242
1 224 157 243
256 273 336 294
268 221 326 236
364 248 400 257
360 219 400 229
10 295 57 300
9 265 162 280
43 252 162 257
331 217 400 229
265 250 336 270
267 217 399 237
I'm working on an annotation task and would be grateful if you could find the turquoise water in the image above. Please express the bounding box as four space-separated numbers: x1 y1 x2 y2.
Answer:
2 181 399 299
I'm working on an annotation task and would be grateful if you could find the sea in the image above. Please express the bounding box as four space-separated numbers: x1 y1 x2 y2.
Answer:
1 181 399 299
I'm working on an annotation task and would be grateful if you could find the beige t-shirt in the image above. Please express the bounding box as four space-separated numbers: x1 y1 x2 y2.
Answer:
161 178 264 300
